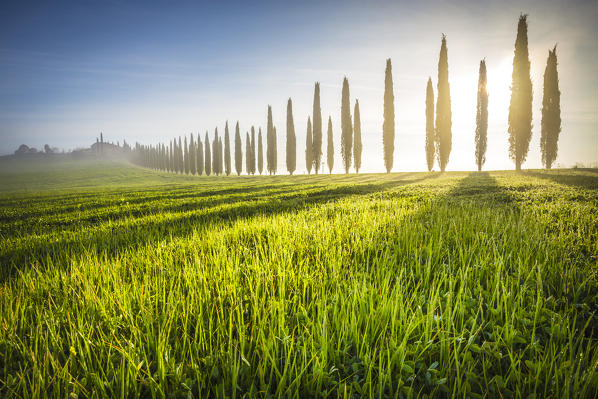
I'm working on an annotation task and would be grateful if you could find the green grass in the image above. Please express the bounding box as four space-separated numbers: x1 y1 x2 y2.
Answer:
1 158 597 398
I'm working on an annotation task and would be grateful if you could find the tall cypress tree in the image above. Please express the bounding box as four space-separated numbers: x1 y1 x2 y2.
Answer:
178 136 183 173
172 140 176 172
383 59 395 173
425 78 435 171
235 121 242 175
508 15 533 171
327 116 334 174
204 131 211 176
250 127 256 174
353 100 362 173
218 137 223 176
197 133 204 176
172 140 177 173
189 134 196 175
266 106 276 175
541 45 561 169
245 132 251 175
169 140 174 172
258 128 264 175
224 121 231 176
306 117 313 174
164 144 168 171
173 139 178 173
286 98 296 175
174 139 178 172
436 35 452 172
341 77 353 173
475 60 488 171
312 82 322 174
212 128 219 175
184 136 190 174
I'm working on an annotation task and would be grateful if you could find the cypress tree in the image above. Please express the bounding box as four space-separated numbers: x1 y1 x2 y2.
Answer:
190 134 196 175
258 128 264 175
245 132 251 175
266 106 276 175
172 140 176 172
157 144 161 170
341 77 353 173
164 144 167 171
173 140 177 173
235 121 242 175
436 35 452 172
224 121 231 176
171 141 175 172
178 137 183 173
218 137 223 176
204 131 211 176
353 100 362 173
312 83 322 174
158 144 162 170
163 144 167 171
171 140 175 172
154 144 160 170
508 15 533 171
540 46 561 169
327 116 334 174
286 98 296 175
173 139 177 173
475 60 488 171
425 78 435 171
169 140 173 172
212 128 219 175
153 145 157 170
158 144 162 171
197 133 204 176
383 59 395 173
184 136 189 174
306 117 313 174
250 127 256 174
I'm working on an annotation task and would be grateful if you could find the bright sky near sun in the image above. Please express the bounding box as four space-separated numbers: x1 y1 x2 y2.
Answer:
1 0 597 172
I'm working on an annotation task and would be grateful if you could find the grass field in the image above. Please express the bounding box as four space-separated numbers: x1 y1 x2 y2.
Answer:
1 158 597 398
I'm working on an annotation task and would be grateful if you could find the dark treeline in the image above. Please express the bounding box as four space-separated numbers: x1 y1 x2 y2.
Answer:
131 14 562 175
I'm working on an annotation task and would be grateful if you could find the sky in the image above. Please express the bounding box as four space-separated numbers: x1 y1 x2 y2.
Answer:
1 0 597 172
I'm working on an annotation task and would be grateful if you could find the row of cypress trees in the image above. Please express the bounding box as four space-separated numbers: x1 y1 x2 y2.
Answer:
423 15 561 172
133 14 561 175
303 81 363 174
131 120 271 176
132 80 365 175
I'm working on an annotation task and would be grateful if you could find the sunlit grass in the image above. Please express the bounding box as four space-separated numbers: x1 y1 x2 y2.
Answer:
1 159 597 398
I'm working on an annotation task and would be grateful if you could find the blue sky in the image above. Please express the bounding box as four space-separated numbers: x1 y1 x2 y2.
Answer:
1 0 597 171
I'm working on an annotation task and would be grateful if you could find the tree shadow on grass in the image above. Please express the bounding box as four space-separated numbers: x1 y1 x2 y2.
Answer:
448 172 517 205
0 172 439 282
0 173 426 225
0 183 323 227
522 170 598 190
0 174 434 238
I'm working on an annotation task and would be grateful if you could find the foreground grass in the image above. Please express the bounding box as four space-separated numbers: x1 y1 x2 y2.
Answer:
1 159 597 398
